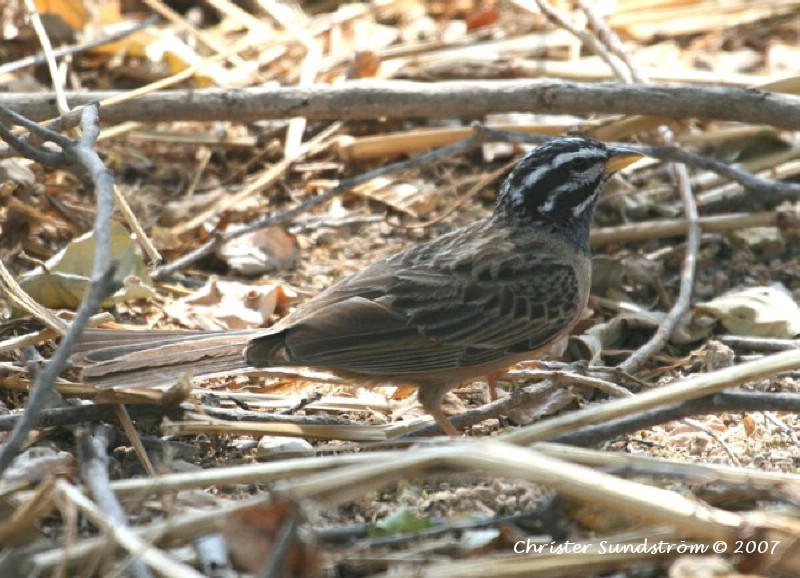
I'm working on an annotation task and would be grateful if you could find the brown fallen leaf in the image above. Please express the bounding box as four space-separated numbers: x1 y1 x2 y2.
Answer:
217 226 300 275
164 276 295 330
223 499 317 576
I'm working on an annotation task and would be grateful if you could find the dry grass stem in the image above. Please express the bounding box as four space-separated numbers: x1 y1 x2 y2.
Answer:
113 405 157 477
56 479 208 578
590 211 777 245
164 413 392 441
502 348 800 445
536 442 800 486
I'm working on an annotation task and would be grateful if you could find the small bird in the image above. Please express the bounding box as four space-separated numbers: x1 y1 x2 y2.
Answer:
75 136 642 435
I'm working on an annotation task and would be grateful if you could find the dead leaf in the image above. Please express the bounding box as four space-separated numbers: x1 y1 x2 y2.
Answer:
218 226 300 275
696 284 800 338
728 227 784 253
568 312 662 364
18 222 155 309
742 415 757 437
35 0 89 36
256 436 315 460
466 8 501 31
506 387 577 426
346 51 382 78
0 159 36 196
164 276 295 330
351 177 437 218
223 500 317 576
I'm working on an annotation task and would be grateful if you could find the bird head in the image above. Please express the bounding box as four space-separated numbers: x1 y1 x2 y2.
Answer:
495 136 643 225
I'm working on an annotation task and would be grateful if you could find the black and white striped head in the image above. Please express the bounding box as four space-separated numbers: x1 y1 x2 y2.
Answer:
496 136 642 224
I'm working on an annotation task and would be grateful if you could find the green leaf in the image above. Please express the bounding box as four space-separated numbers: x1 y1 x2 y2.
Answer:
369 506 436 538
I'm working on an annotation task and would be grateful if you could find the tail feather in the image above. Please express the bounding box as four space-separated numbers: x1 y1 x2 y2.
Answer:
245 331 290 366
73 328 259 389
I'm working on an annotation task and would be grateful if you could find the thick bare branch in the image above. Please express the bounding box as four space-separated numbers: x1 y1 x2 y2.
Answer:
2 81 800 127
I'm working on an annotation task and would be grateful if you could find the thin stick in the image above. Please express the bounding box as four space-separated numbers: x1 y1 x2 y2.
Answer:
590 211 776 245
57 480 206 578
140 0 245 67
525 0 631 82
271 440 753 540
113 406 157 477
577 0 644 83
569 2 700 375
113 184 162 265
618 162 698 374
0 17 158 76
76 428 154 578
23 0 69 115
537 442 800 487
501 348 800 446
0 104 116 475
718 335 800 353
0 403 180 432
552 391 800 447
0 108 83 159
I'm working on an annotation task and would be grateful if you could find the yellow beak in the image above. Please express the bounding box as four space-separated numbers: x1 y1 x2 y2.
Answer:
604 147 644 174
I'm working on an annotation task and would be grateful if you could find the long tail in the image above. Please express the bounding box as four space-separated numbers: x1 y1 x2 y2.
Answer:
72 328 261 388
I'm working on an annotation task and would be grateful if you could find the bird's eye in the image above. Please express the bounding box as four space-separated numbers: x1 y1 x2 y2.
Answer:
572 158 593 172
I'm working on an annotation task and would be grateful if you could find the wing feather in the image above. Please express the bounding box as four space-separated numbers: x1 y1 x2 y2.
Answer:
247 222 588 376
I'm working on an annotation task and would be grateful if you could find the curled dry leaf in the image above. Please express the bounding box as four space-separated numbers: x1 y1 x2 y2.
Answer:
217 226 300 275
568 312 662 364
351 177 438 218
163 276 296 330
695 284 800 338
506 387 577 427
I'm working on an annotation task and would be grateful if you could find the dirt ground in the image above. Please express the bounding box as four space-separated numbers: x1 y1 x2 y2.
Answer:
2 1 800 576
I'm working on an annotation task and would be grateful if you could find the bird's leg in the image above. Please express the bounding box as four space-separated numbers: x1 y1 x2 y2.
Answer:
417 383 460 436
431 408 460 437
485 372 500 401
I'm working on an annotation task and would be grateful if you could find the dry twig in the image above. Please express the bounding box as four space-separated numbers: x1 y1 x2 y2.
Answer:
502 348 800 446
3 82 800 127
0 104 116 474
